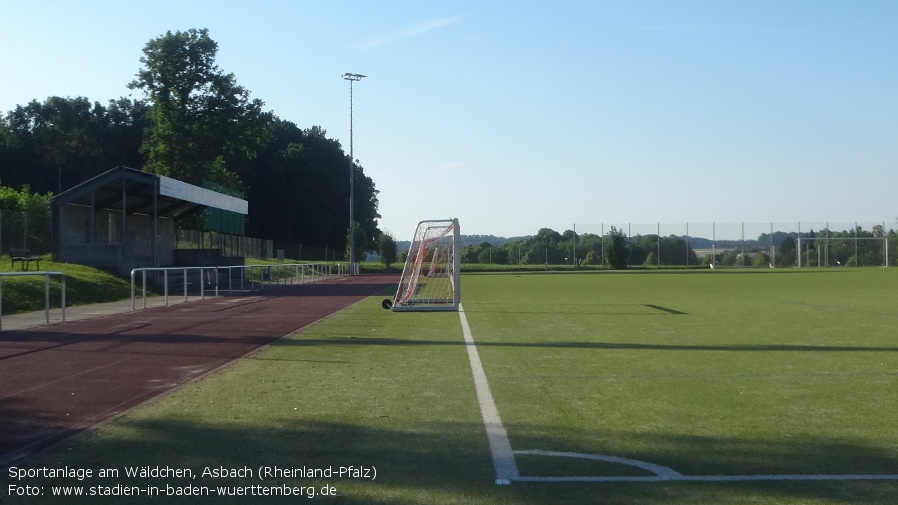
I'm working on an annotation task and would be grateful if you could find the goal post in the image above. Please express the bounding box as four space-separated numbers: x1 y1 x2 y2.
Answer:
392 219 460 312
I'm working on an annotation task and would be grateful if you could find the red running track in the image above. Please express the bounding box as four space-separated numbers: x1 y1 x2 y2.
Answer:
0 274 396 465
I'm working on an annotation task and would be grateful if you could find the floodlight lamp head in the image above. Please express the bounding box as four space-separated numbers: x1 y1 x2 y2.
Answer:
342 72 367 81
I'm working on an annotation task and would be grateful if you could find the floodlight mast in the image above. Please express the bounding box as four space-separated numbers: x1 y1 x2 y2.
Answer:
342 72 366 273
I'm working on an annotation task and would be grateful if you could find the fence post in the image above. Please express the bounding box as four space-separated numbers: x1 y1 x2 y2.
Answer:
44 274 50 324
0 273 65 329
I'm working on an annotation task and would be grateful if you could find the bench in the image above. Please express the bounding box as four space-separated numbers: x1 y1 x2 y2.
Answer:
10 248 42 271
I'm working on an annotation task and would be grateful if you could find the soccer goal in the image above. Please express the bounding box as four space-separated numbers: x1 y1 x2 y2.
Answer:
796 235 889 267
391 219 460 312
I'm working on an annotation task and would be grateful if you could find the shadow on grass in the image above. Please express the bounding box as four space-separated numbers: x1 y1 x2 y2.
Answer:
286 336 898 354
2 416 896 505
464 268 855 276
5 332 897 363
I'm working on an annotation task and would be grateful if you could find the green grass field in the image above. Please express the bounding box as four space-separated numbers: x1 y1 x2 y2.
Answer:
4 269 898 504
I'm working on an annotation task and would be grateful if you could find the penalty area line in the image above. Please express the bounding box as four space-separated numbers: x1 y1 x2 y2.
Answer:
512 450 898 483
459 304 519 485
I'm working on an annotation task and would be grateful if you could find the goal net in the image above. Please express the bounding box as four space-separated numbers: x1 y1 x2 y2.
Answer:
392 219 460 312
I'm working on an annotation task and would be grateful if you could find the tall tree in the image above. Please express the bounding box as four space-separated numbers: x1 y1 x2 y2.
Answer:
129 28 267 188
0 184 53 253
346 223 369 260
352 161 381 253
0 96 147 194
777 236 797 266
237 120 381 255
604 226 629 269
378 232 398 269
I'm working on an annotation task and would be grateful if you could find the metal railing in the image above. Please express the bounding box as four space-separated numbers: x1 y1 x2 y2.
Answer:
130 263 348 310
0 271 66 331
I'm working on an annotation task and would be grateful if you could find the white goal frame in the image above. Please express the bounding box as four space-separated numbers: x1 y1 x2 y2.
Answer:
392 219 460 312
796 236 889 267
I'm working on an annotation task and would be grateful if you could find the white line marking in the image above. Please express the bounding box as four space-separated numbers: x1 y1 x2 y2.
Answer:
514 449 683 479
459 304 519 485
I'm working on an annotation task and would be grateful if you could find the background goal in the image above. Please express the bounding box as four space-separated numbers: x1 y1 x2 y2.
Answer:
796 236 889 267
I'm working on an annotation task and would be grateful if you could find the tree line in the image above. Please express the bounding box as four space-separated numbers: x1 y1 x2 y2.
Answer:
459 227 699 269
0 28 381 258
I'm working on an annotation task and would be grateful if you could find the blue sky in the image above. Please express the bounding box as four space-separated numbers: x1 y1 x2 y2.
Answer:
2 1 896 240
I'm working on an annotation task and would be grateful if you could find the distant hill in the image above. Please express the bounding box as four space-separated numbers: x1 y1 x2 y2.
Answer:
395 234 531 254
458 234 532 247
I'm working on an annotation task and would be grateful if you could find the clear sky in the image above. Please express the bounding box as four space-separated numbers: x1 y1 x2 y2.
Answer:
2 1 896 240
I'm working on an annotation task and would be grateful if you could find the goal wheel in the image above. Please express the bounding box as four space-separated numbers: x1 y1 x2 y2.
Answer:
382 298 393 310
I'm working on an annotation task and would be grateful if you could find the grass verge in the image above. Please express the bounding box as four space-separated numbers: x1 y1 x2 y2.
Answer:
0 256 138 315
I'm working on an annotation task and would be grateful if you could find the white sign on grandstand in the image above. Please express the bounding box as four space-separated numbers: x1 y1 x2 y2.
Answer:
159 176 248 215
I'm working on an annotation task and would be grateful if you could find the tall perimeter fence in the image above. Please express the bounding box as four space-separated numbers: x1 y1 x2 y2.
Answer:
573 222 896 268
0 209 52 255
